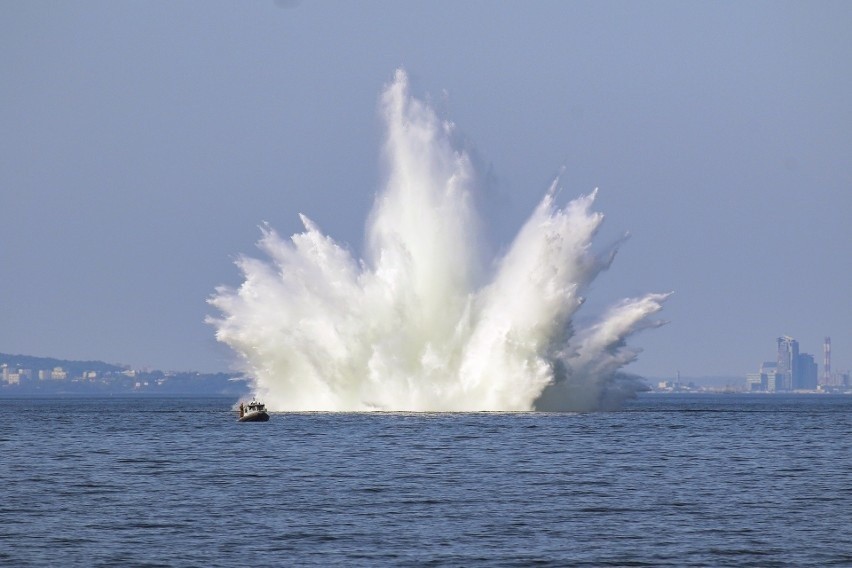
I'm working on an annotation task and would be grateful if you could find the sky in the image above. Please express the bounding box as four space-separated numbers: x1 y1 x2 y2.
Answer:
1 0 850 377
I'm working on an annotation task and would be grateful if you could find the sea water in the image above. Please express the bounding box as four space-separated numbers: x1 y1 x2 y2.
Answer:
1 394 850 566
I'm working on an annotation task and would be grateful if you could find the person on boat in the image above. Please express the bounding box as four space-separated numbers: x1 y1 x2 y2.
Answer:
239 402 244 418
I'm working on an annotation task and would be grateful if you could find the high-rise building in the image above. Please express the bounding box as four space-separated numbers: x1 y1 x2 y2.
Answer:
796 353 818 390
774 336 819 391
777 336 799 391
822 337 832 386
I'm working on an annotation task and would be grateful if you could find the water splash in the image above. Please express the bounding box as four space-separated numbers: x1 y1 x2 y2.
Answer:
208 69 669 411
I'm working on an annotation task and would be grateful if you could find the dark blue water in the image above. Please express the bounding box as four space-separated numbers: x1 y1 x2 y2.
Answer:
1 394 850 566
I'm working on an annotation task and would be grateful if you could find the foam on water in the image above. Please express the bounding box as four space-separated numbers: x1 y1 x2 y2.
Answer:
208 70 669 411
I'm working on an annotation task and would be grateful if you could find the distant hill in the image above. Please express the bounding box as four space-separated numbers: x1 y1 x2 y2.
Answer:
0 352 248 397
0 352 127 377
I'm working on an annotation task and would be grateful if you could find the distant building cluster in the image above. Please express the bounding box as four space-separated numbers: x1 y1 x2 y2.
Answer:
655 372 707 393
0 355 246 396
746 336 850 393
1 363 135 386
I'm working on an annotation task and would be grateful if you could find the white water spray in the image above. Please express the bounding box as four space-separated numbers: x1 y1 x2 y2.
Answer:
208 70 669 411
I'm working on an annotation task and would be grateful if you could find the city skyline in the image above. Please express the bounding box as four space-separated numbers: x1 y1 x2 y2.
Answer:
4 332 850 391
746 335 850 392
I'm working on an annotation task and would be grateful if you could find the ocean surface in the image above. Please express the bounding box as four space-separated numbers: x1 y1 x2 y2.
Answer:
1 394 850 567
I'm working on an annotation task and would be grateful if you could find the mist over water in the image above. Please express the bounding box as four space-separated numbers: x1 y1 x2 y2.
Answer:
208 70 669 411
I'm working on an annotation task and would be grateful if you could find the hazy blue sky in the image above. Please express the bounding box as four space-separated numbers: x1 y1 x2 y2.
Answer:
1 1 850 377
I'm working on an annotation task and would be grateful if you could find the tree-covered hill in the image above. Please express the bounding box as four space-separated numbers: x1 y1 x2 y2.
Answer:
0 352 127 377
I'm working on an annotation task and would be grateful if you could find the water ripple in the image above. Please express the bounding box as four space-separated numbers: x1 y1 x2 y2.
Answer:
0 394 849 566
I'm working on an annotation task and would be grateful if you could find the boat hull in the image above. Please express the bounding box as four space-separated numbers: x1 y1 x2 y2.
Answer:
238 411 269 422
